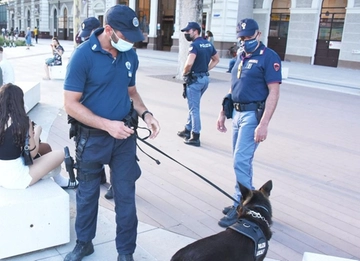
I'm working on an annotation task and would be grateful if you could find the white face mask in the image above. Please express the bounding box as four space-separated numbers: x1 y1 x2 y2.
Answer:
111 30 133 52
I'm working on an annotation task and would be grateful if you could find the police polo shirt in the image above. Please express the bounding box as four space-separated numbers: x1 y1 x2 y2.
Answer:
64 28 138 121
188 37 217 73
231 43 281 104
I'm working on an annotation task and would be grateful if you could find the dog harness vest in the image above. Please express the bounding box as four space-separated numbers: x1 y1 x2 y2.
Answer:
228 219 268 261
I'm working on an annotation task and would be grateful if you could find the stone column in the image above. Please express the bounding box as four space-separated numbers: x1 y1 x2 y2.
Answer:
31 0 35 29
39 0 50 37
129 0 136 11
147 0 158 50
20 0 24 33
14 0 18 30
237 0 253 22
176 0 203 78
73 0 82 46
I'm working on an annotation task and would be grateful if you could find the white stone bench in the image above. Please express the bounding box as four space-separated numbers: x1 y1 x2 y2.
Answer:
49 63 67 80
303 252 358 261
17 81 41 113
0 178 70 259
282 67 289 79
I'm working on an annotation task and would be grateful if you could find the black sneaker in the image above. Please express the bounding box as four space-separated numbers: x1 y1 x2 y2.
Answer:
118 254 134 261
218 207 238 228
104 185 114 200
64 240 94 261
222 205 234 215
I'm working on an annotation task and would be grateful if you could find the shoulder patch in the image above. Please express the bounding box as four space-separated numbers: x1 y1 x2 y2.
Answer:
273 63 280 71
189 46 193 52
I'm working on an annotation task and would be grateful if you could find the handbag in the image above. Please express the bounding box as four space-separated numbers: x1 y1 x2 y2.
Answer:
22 130 33 166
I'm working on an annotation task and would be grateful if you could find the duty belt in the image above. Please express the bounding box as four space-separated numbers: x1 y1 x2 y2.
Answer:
78 124 108 136
233 101 264 112
193 72 209 77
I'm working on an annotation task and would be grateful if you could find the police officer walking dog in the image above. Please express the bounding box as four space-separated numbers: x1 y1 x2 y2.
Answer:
177 22 219 147
63 5 160 261
216 18 281 227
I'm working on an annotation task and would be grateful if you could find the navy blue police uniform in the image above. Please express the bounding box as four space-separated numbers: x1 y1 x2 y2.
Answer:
231 43 282 103
189 37 216 74
182 36 217 144
64 28 141 254
218 18 282 228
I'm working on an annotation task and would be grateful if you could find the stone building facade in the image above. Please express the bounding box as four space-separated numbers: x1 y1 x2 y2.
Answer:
5 0 360 68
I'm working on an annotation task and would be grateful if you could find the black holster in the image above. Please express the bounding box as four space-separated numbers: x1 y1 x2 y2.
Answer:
182 83 187 99
255 102 265 124
68 115 79 139
222 93 234 119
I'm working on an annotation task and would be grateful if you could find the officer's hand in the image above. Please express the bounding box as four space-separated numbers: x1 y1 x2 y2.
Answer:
143 114 160 139
216 112 227 133
254 124 268 143
106 120 134 139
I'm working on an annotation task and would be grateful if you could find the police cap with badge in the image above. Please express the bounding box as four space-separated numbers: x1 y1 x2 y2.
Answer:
105 5 144 43
236 18 259 37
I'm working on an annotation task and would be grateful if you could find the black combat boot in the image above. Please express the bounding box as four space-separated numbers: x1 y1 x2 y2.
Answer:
184 132 200 147
177 128 191 139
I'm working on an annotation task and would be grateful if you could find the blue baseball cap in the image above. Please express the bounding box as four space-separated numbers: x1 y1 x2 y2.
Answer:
237 18 259 37
79 17 101 38
181 22 201 32
105 5 144 43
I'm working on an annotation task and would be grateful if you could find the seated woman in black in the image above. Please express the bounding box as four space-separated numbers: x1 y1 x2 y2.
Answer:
0 83 77 189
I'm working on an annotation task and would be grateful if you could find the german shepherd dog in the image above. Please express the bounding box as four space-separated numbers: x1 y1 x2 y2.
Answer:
171 180 273 261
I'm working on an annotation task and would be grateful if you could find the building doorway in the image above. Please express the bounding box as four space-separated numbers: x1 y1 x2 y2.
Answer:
314 0 346 67
267 0 290 61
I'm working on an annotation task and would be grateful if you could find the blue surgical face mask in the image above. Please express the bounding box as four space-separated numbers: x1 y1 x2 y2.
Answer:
244 34 259 53
111 30 133 52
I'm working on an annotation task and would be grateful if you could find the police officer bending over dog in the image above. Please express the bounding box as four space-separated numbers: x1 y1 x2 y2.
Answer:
216 18 281 228
177 22 219 147
63 5 160 261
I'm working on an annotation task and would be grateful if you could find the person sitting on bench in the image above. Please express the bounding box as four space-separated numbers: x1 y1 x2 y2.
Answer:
43 37 64 80
0 83 78 189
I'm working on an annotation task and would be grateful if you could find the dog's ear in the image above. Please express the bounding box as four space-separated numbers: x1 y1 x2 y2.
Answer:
259 180 273 197
239 182 252 200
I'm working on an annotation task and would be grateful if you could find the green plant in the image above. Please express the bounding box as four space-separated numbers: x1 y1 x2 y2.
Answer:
0 37 26 46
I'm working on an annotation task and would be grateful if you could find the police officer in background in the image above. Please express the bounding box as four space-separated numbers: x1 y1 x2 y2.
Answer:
63 5 160 261
77 17 101 44
216 18 281 227
177 22 219 147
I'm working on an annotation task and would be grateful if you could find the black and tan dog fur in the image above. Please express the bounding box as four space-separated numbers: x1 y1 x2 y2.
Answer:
171 180 273 261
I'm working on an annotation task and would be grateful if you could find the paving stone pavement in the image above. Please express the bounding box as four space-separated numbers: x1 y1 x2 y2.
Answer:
1 38 359 261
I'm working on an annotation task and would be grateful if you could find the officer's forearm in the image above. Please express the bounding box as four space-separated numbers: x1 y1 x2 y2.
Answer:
259 84 279 126
183 64 192 75
128 86 148 116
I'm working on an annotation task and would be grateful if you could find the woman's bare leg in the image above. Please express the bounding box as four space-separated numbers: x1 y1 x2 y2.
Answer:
28 150 64 186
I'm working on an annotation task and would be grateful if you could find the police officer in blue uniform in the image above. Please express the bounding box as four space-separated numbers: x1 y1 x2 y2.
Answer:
177 22 219 147
63 5 160 261
216 18 281 227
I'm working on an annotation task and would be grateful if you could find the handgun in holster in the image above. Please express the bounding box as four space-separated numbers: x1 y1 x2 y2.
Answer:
67 115 79 139
182 83 187 99
256 102 265 124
